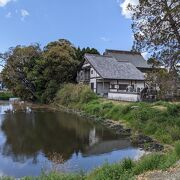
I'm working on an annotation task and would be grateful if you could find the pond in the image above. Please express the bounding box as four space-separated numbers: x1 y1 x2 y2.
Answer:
0 101 144 178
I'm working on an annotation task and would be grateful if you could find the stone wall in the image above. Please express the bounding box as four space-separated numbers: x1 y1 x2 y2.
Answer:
108 92 141 102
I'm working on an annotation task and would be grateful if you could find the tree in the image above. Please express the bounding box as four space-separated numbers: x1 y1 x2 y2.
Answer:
147 58 162 68
76 47 100 63
129 0 180 70
146 57 178 100
37 39 79 103
1 45 42 101
1 39 99 103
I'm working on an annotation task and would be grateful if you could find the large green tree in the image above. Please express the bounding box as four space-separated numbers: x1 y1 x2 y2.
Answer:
76 47 100 63
1 45 42 101
38 39 79 103
1 39 99 103
129 0 180 70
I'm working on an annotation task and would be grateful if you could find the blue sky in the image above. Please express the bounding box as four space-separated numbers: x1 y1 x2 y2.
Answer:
0 0 135 54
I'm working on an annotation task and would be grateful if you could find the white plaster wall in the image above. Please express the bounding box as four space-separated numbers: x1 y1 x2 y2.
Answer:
90 67 100 78
136 81 145 89
109 80 145 93
110 89 117 92
108 92 141 102
90 78 97 93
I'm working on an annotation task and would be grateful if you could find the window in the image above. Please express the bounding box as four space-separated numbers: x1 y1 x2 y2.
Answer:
119 84 128 91
110 84 116 89
91 70 93 74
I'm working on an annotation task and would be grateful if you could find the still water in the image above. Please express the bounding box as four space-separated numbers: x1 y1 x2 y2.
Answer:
0 101 144 178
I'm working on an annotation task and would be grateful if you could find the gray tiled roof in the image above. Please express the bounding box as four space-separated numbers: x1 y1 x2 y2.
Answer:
105 50 152 69
85 54 145 80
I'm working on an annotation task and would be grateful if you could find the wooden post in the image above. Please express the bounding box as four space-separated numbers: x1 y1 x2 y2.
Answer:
103 80 105 91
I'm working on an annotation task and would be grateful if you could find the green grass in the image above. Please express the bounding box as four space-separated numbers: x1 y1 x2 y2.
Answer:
0 172 84 180
0 92 15 100
1 142 180 180
55 84 180 145
87 142 180 180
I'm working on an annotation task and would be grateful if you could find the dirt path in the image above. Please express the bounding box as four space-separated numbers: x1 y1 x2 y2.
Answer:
137 161 180 180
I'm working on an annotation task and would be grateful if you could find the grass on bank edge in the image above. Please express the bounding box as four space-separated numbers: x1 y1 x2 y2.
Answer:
0 172 84 180
0 92 15 100
55 84 180 145
88 141 180 180
1 141 180 180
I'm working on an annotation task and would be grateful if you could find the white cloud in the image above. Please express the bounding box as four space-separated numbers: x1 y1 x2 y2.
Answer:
0 0 15 7
119 0 139 19
20 9 30 21
100 37 112 42
5 11 12 18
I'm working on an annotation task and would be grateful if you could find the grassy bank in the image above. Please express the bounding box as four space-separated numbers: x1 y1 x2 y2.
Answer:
55 84 180 145
0 92 15 100
87 141 180 180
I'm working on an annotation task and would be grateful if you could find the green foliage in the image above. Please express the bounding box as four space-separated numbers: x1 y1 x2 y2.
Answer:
2 45 41 101
133 154 165 175
56 85 180 145
167 104 180 116
29 172 83 180
0 172 84 180
87 160 134 180
1 40 99 103
88 148 179 180
76 47 100 64
175 141 180 158
0 177 13 180
0 92 15 100
56 84 97 106
104 105 122 120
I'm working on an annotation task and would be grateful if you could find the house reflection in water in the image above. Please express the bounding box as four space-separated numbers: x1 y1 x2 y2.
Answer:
85 127 130 156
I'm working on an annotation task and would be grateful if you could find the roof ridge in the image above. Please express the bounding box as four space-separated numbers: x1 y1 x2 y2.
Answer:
105 49 141 55
84 53 113 58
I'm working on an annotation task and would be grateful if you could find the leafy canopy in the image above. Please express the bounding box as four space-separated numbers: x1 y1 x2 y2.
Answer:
130 0 180 70
1 39 99 103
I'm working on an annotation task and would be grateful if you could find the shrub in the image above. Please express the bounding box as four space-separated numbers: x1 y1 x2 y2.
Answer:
154 130 173 144
88 162 133 180
121 104 132 115
80 86 97 103
41 80 59 103
121 158 135 170
55 84 97 106
168 126 180 141
0 92 15 100
153 101 170 107
167 104 180 116
133 153 165 175
144 121 158 135
104 105 122 120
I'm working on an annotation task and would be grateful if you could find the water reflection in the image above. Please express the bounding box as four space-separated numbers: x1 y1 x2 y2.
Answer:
0 102 144 177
